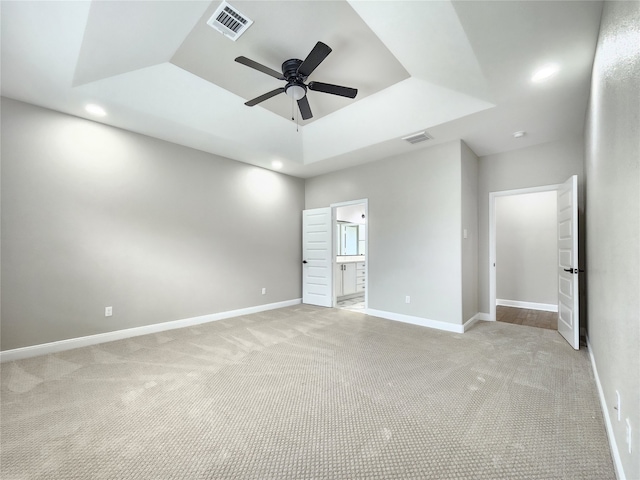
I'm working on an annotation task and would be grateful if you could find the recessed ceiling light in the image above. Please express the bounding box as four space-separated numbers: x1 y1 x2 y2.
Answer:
271 160 283 170
531 64 560 83
85 104 106 116
513 131 526 138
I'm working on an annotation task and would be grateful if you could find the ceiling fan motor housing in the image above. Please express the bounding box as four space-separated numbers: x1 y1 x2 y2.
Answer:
282 59 304 79
282 59 307 99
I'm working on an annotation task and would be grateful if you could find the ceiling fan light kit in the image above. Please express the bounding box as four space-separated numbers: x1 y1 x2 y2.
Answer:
235 41 358 121
285 83 306 101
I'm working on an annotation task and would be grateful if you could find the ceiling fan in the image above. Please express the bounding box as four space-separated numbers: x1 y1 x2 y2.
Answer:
235 41 358 120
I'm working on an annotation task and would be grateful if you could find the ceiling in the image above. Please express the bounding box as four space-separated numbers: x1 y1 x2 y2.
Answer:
1 1 603 178
336 203 366 225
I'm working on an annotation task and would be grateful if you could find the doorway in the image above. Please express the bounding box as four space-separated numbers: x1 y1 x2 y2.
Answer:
332 199 368 312
489 184 560 325
490 176 580 349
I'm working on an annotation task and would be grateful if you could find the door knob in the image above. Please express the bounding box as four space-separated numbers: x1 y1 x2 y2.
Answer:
563 268 584 274
302 260 308 264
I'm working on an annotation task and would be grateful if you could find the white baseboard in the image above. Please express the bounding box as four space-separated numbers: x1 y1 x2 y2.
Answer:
586 336 626 480
463 312 491 331
0 298 302 363
366 309 464 333
496 299 558 312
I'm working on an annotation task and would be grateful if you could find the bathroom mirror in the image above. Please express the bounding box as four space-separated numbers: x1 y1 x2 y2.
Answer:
337 223 365 255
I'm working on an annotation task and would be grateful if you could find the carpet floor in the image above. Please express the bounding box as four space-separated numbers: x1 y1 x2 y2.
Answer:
1 305 614 479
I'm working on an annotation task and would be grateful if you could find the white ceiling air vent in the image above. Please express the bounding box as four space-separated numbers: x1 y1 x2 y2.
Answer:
402 131 433 145
207 1 253 41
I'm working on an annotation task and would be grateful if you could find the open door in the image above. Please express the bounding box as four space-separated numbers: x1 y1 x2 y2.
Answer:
557 175 579 349
302 207 332 307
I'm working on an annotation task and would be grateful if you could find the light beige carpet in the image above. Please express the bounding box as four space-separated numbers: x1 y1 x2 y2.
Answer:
1 305 614 479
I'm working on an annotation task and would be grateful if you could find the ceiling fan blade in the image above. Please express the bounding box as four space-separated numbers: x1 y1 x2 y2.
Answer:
235 56 285 80
297 42 332 78
245 88 285 106
308 81 358 99
297 96 313 120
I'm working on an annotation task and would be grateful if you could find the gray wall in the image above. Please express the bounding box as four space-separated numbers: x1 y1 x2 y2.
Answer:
1 98 305 351
478 137 584 314
584 2 640 478
495 191 557 305
461 142 479 322
305 141 465 325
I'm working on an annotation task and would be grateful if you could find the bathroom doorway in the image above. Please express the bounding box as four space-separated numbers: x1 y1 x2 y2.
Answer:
332 200 367 313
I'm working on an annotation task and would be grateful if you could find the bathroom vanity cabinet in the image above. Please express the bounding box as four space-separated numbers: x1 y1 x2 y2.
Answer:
335 260 365 298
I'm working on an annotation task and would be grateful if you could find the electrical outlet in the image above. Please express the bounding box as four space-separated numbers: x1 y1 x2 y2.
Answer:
626 419 632 453
261 287 266 295
615 390 621 421
405 296 411 304
105 306 113 317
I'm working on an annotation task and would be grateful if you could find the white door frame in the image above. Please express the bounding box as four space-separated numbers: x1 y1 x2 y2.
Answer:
331 199 368 309
489 184 560 321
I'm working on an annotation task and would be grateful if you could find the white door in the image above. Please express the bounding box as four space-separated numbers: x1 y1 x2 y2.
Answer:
557 175 579 349
302 208 332 307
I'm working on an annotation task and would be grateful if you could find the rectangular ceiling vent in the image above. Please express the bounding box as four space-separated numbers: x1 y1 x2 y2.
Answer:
207 1 253 41
402 131 433 145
